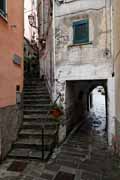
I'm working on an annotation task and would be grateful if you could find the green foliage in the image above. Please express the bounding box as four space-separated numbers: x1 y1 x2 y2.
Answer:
24 55 37 62
24 56 32 62
49 103 63 111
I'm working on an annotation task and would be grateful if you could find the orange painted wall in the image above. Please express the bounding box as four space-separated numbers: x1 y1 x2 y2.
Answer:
0 0 24 107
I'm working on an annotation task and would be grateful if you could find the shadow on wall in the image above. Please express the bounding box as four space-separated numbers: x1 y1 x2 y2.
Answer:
65 80 108 134
65 89 88 134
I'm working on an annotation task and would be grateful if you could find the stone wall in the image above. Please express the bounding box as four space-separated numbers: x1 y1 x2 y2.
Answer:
65 81 88 132
55 0 112 78
113 0 120 140
54 0 115 144
38 0 55 100
0 104 23 160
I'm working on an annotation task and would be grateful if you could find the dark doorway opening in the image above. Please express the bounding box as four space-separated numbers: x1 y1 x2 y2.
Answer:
65 80 108 136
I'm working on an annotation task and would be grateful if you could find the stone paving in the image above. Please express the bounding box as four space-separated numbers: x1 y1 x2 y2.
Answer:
0 125 119 180
0 93 119 180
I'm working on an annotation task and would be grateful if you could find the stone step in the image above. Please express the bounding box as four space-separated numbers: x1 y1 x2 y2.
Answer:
24 99 51 104
24 95 50 99
60 149 88 157
24 78 41 81
24 92 49 95
19 129 57 138
24 81 45 85
24 83 42 86
8 148 50 160
66 140 89 146
23 114 53 121
57 153 87 162
61 146 89 154
13 137 54 149
24 109 49 115
22 121 58 129
24 88 47 92
24 104 51 110
62 144 89 151
24 89 47 92
24 87 46 90
24 85 46 89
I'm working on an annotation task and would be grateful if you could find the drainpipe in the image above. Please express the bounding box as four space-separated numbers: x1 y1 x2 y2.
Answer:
53 0 57 101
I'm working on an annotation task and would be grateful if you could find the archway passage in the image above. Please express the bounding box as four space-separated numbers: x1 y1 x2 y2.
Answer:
88 86 107 135
65 80 108 136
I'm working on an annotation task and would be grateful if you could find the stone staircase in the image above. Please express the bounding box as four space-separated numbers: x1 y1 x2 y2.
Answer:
8 78 58 160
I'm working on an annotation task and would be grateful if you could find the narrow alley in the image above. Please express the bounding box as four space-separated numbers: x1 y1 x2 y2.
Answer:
0 113 118 180
1 0 120 180
0 87 119 180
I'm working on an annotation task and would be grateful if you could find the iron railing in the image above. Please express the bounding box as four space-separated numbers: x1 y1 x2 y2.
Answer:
41 92 62 161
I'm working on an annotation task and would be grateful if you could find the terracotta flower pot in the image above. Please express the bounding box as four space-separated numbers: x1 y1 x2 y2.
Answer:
50 108 62 118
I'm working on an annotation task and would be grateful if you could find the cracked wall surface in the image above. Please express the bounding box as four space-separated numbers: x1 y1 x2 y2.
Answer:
54 0 115 144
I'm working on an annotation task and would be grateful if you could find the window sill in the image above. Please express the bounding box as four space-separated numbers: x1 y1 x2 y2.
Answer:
0 12 8 22
68 42 93 48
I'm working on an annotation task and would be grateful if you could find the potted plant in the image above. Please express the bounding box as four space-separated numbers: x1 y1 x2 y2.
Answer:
49 103 63 119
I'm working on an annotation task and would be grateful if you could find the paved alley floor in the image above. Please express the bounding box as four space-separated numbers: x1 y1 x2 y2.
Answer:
0 88 119 180
0 124 120 180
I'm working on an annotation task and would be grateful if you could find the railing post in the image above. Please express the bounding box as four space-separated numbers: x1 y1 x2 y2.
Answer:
42 125 44 161
56 123 59 147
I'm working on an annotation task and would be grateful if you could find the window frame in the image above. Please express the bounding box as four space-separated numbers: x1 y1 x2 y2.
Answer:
73 19 89 45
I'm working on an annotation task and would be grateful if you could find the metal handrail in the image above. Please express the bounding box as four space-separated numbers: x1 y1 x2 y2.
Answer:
41 92 62 161
47 92 62 116
52 92 62 105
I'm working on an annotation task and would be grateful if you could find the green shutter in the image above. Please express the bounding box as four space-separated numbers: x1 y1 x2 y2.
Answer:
73 19 89 44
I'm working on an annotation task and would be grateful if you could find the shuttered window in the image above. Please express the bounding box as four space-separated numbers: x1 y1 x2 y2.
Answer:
0 0 6 17
73 19 89 44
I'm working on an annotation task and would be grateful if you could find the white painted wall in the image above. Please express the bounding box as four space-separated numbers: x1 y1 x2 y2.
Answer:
113 0 120 146
24 0 38 41
54 0 115 144
107 78 115 145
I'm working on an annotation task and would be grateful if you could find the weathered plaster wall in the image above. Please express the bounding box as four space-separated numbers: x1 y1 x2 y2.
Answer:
65 81 88 132
0 105 23 160
65 81 76 132
54 0 115 144
38 0 54 99
107 78 115 145
0 0 24 159
55 0 112 81
43 26 55 98
113 0 120 143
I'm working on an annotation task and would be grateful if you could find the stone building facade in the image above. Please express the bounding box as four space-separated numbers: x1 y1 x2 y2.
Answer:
54 0 115 144
37 0 115 144
113 0 120 150
0 0 24 159
37 0 54 98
